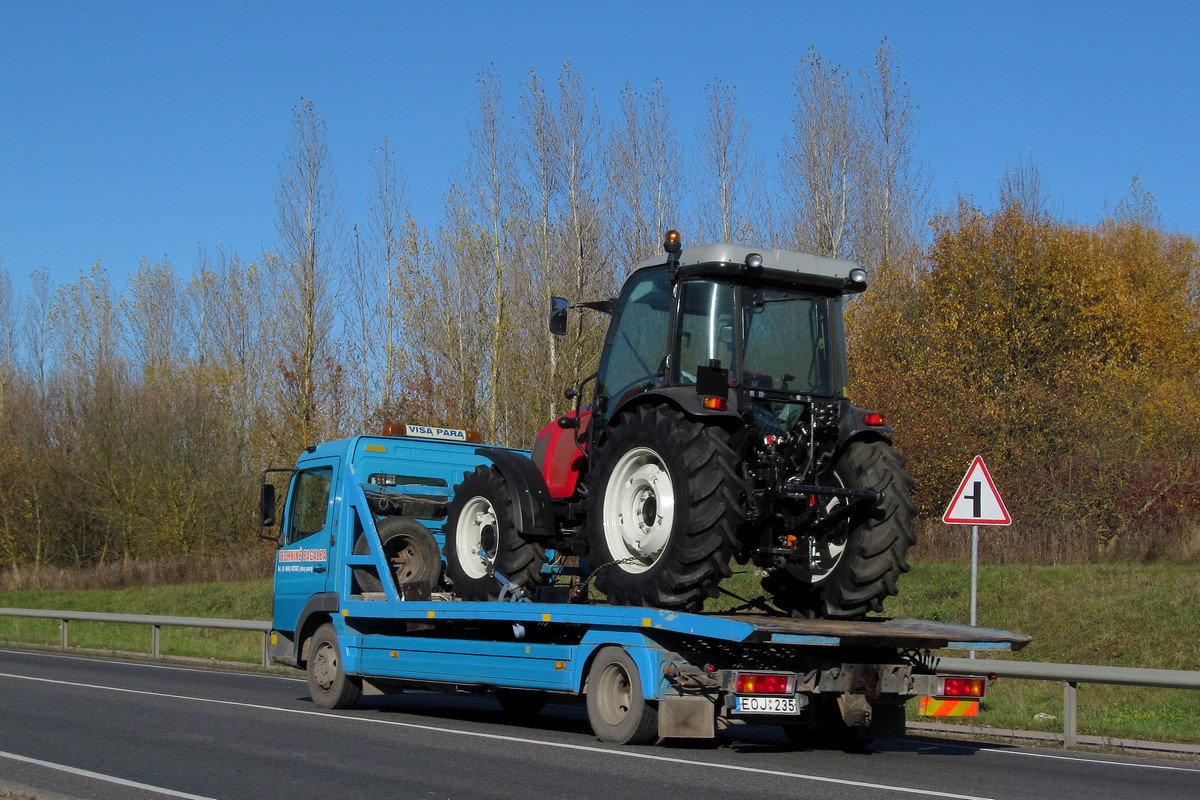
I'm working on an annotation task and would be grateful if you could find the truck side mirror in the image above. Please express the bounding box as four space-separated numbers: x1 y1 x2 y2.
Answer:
549 296 569 336
259 484 279 547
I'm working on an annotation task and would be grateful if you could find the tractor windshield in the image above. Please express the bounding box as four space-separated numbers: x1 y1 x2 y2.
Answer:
741 288 842 397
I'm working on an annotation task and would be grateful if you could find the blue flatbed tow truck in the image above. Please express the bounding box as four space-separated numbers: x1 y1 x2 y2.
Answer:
261 430 1029 745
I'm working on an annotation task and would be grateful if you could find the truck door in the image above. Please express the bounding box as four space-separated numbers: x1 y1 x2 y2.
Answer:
273 459 340 633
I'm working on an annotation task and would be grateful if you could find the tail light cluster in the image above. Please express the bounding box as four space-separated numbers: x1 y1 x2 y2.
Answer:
733 672 796 695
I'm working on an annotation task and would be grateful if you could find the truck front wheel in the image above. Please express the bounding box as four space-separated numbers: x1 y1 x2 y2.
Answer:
445 466 547 601
585 647 658 745
306 623 361 709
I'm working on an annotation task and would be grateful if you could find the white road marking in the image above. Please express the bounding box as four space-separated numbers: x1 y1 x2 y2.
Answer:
0 748 219 800
922 738 1200 773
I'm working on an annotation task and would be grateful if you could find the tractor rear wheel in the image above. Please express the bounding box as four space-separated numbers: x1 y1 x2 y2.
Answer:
445 465 547 601
765 439 916 619
588 405 742 611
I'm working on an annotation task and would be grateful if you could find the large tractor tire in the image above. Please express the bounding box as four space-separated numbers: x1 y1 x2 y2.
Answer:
765 439 916 619
587 404 742 611
444 465 547 601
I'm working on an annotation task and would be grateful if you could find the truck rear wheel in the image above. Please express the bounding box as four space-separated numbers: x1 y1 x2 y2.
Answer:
307 623 361 709
445 465 547 601
588 405 742 611
765 439 916 619
586 647 658 744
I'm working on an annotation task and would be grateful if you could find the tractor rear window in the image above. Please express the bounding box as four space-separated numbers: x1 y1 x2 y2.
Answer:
741 289 837 396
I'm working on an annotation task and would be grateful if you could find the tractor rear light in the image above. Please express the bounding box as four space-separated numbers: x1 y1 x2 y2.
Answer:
937 677 985 698
702 396 728 411
863 412 886 426
734 672 795 694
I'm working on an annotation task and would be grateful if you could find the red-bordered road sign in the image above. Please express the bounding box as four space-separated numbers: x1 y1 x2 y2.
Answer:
942 455 1011 525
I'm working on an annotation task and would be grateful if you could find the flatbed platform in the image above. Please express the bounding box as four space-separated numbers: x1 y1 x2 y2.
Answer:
342 597 1031 652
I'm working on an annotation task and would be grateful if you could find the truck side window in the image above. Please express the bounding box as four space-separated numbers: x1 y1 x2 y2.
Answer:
286 467 334 545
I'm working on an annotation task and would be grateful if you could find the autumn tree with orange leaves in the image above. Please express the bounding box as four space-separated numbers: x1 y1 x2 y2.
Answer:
850 187 1200 560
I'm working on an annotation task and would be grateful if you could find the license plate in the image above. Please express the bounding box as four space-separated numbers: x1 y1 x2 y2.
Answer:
734 695 799 714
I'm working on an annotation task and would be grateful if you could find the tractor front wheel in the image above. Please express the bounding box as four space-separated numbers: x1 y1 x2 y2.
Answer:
444 465 547 601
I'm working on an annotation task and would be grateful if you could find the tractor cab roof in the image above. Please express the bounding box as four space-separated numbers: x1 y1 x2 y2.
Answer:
633 242 867 294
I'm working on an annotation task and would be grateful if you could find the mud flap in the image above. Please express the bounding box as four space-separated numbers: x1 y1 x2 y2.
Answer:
838 694 906 739
658 695 716 739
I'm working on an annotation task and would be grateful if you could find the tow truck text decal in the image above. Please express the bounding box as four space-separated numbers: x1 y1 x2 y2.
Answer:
276 548 327 573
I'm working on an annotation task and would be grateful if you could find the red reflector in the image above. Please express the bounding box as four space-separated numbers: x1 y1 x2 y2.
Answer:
735 673 793 694
939 677 985 698
703 396 728 411
863 412 886 426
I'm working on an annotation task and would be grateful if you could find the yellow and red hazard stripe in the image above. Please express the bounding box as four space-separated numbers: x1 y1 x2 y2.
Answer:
919 697 979 717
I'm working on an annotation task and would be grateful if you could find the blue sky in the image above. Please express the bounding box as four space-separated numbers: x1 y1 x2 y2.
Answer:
2 1 1197 293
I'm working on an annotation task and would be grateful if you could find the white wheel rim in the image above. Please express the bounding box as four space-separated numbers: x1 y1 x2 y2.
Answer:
456 496 498 580
602 446 675 573
808 472 848 585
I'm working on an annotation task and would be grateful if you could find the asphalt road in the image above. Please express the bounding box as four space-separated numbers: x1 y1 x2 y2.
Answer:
1 649 1196 800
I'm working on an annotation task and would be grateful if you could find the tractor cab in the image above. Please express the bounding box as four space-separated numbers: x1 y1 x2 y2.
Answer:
577 234 868 443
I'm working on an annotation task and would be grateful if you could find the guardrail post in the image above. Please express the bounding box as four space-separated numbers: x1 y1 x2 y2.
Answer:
59 618 68 650
1063 681 1078 746
262 632 271 669
152 624 161 659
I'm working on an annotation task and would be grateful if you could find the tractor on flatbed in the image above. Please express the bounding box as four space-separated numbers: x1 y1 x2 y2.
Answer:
443 231 917 618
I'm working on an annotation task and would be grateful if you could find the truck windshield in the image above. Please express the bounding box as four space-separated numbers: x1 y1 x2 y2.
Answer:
741 288 838 396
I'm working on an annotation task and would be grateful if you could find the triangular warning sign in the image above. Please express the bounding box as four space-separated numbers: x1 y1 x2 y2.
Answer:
943 456 1011 525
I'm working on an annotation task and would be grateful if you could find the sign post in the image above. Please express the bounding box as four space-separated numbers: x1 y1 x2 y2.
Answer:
942 456 1011 655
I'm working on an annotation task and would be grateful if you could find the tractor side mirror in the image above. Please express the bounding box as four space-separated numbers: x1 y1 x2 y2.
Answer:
549 296 569 336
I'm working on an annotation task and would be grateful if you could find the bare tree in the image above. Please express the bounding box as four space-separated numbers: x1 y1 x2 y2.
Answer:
458 68 520 440
366 140 409 423
858 39 930 275
124 258 179 384
606 80 682 273
780 48 860 258
0 265 14 413
999 153 1058 220
274 97 345 448
695 80 763 243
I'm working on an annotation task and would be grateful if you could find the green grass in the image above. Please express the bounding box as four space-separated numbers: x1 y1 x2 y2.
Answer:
0 580 273 664
711 562 1200 745
2 563 1198 744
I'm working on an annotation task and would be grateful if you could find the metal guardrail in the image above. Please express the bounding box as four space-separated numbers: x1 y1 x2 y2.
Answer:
938 656 1200 746
2 607 1197 748
0 608 273 668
